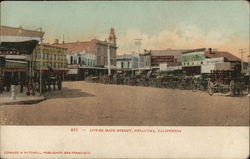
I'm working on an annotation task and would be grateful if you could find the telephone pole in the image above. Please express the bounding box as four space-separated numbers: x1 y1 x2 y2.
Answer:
134 39 142 73
39 27 43 95
240 48 246 73
107 43 111 76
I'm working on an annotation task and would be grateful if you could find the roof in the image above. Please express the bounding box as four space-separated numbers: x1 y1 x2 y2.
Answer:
205 51 241 62
151 49 188 56
0 25 44 38
52 41 92 53
36 44 68 50
182 48 206 54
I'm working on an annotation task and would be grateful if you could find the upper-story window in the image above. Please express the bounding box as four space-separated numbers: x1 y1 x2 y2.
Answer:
121 61 124 68
97 48 101 55
97 56 100 65
78 57 81 65
70 56 73 64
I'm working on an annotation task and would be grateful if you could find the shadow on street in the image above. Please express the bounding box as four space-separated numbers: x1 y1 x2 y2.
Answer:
44 87 95 99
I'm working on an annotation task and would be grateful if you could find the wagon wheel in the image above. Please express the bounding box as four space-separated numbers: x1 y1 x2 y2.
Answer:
229 80 235 96
207 81 214 96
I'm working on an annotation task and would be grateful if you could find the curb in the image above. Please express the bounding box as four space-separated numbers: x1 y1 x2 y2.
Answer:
0 96 46 106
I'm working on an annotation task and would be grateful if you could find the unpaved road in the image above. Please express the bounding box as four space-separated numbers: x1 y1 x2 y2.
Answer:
0 81 249 126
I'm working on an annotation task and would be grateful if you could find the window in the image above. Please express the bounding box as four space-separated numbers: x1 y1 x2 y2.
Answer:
128 62 130 68
97 56 100 65
78 57 81 65
97 48 101 55
121 61 124 68
70 56 73 64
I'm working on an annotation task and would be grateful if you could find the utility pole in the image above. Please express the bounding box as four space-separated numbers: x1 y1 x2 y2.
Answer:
135 39 142 73
39 27 43 96
240 48 246 73
107 43 111 76
248 51 250 104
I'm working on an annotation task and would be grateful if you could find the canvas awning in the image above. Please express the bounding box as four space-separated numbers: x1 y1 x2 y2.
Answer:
0 40 38 55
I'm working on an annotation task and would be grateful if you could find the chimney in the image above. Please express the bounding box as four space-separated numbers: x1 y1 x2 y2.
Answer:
54 39 59 44
208 48 212 54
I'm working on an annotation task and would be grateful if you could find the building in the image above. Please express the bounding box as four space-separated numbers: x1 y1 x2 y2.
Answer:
202 48 242 73
140 51 151 70
182 48 242 75
0 25 44 42
52 28 117 67
30 44 68 71
66 51 97 80
116 54 133 69
67 52 96 67
0 25 44 92
0 26 44 70
181 48 206 75
150 49 185 69
116 51 151 71
0 40 39 92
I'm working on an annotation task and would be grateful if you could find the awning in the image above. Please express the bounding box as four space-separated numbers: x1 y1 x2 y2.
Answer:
0 40 38 55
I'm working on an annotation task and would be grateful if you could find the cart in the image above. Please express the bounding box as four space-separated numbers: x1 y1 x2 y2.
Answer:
207 70 242 96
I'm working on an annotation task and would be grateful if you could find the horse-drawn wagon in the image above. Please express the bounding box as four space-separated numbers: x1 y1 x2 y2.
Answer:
207 70 242 96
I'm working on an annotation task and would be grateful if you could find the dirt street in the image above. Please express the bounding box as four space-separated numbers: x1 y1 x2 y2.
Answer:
0 81 249 126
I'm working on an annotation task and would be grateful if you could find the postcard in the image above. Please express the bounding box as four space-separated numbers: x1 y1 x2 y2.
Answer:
0 1 249 158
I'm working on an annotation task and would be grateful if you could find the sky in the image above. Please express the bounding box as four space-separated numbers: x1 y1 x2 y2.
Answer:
1 1 249 59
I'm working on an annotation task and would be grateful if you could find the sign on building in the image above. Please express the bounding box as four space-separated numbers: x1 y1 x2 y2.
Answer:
182 51 205 67
151 56 174 66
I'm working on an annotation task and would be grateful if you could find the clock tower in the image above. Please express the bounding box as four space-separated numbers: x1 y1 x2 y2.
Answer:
108 27 116 46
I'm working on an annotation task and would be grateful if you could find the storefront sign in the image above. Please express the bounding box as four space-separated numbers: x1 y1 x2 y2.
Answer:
151 56 174 66
0 50 20 55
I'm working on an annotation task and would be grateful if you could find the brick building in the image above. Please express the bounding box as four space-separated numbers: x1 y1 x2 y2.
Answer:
52 28 117 67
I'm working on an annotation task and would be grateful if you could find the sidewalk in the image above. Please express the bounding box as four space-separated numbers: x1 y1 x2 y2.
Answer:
0 86 45 105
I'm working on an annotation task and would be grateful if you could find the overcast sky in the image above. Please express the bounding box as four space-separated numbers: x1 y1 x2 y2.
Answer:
1 1 249 59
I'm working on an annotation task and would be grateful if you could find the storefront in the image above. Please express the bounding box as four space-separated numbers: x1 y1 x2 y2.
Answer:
0 40 38 92
181 48 206 75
